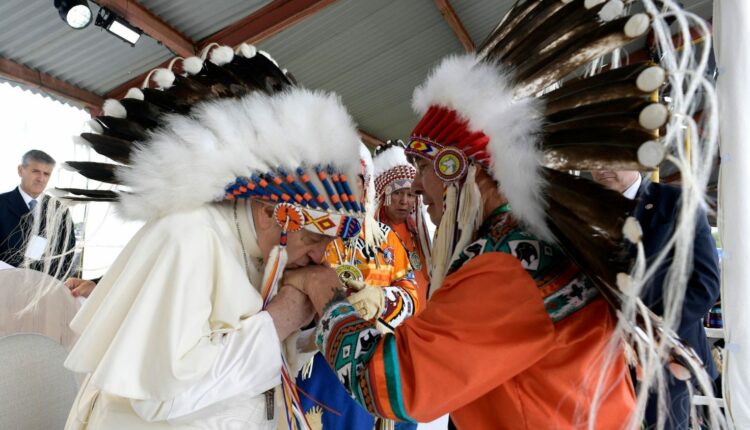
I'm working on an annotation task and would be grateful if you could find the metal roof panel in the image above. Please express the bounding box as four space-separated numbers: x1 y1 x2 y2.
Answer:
0 1 172 94
138 0 273 41
258 0 464 140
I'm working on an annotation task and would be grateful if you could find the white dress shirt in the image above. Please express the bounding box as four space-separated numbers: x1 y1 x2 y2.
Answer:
64 202 298 430
17 186 37 209
622 175 642 200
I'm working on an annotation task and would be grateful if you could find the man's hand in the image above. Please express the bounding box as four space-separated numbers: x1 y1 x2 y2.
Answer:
64 278 96 298
283 266 344 315
266 286 315 341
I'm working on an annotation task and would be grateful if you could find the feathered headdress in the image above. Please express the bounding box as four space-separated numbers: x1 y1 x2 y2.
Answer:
406 1 724 428
373 139 417 207
372 139 432 273
61 44 364 240
56 43 365 430
407 8 668 306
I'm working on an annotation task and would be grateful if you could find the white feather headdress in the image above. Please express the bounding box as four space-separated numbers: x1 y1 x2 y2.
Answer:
410 55 547 239
372 142 417 208
117 88 361 222
61 45 365 240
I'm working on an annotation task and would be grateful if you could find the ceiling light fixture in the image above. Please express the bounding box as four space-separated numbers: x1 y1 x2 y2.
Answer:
94 7 142 46
54 0 92 29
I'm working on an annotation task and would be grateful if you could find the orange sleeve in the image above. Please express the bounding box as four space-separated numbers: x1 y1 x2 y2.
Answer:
395 252 556 421
316 252 556 422
385 230 421 314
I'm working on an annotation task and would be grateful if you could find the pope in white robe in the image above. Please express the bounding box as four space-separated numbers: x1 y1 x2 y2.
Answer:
65 200 318 429
54 46 367 429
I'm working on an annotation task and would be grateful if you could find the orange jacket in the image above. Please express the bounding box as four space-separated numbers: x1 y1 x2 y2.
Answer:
388 221 429 308
317 210 635 429
395 253 635 429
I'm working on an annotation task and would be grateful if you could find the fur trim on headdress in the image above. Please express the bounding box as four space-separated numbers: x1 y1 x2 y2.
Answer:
209 46 234 66
151 68 175 89
103 99 127 118
359 143 385 247
124 88 144 100
182 56 203 75
412 54 549 240
236 43 258 59
117 88 361 221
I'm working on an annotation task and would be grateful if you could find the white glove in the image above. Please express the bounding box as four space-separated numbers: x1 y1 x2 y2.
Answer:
345 279 385 320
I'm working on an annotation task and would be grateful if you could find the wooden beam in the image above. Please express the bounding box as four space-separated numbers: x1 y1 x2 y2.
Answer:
96 0 195 57
358 129 385 149
0 57 104 112
198 0 338 49
107 0 336 99
433 0 475 52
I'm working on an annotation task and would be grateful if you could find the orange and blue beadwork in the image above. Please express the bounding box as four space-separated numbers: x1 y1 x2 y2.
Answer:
223 166 363 239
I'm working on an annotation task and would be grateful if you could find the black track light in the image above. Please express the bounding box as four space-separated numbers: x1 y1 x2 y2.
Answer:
54 0 92 30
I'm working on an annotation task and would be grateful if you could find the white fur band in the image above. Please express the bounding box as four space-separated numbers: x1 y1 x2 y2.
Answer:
117 88 361 221
412 54 550 240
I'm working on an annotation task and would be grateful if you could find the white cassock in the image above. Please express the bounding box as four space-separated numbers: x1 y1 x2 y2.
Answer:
64 200 308 429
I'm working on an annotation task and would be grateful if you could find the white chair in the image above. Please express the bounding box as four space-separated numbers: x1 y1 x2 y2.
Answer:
0 333 79 429
0 268 80 350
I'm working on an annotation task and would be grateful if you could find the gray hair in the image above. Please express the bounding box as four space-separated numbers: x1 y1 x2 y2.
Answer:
21 150 56 167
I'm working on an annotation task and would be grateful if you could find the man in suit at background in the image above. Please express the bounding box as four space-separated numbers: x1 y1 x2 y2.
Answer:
0 149 75 279
592 170 721 429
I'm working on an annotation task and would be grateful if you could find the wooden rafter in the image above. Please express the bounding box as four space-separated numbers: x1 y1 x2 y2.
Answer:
627 20 712 64
0 57 103 112
3 0 389 146
199 0 338 48
1 0 397 147
358 129 386 149
106 0 337 99
433 0 475 52
2 0 194 108
96 0 195 57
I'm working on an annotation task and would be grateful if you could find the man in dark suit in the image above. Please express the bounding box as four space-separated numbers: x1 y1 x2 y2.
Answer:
593 170 720 430
0 149 76 279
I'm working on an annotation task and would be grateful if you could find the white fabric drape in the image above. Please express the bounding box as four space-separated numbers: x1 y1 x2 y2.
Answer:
65 203 265 400
64 201 287 429
714 2 750 427
130 311 281 423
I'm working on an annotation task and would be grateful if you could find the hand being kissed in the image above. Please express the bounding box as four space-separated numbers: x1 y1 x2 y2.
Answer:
283 265 344 314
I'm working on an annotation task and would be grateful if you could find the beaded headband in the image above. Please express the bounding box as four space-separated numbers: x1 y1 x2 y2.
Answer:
225 166 363 239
